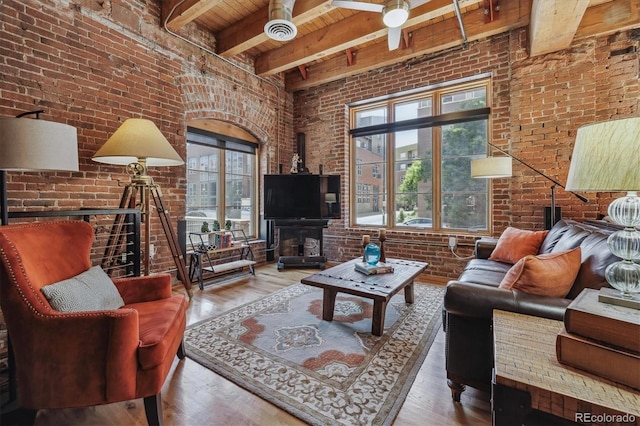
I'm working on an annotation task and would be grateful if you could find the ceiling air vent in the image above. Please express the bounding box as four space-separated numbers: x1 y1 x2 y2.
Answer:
264 0 297 42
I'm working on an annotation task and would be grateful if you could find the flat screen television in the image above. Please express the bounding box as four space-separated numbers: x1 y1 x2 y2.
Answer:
264 174 341 220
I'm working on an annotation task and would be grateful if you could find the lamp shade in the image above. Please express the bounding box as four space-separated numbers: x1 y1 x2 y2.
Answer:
0 118 79 172
565 117 640 192
325 193 337 203
470 156 512 179
93 118 183 166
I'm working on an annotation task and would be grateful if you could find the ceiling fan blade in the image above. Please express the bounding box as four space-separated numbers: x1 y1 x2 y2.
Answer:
388 26 401 50
331 1 384 13
409 0 432 9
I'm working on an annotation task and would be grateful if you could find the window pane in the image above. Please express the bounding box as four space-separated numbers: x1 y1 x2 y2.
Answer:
355 107 387 128
186 144 220 234
441 120 488 230
225 150 254 236
394 97 433 228
441 87 486 113
354 134 387 226
439 88 488 230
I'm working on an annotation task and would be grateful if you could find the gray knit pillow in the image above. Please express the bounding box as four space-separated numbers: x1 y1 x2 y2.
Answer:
41 266 125 312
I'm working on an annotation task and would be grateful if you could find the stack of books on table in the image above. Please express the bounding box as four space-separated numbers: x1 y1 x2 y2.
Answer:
555 288 640 390
355 262 394 275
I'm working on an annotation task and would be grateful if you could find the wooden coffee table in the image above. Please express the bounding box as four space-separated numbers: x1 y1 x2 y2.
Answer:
300 258 428 336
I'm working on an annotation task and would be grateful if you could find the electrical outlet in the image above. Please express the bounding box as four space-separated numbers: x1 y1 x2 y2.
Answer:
149 244 155 259
448 236 457 250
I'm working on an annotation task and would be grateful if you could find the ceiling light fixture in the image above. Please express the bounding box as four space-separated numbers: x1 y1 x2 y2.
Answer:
383 0 409 28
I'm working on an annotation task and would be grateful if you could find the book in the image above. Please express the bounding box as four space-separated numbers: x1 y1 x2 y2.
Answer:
355 262 394 275
564 288 640 354
556 328 640 390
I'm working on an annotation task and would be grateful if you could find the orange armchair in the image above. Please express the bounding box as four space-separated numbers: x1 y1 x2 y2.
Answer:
0 221 188 425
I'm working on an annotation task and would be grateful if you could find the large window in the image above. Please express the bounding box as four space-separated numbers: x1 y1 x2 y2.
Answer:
186 127 257 237
350 78 491 232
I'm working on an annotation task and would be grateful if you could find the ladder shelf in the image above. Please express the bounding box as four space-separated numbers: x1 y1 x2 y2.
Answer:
187 229 256 290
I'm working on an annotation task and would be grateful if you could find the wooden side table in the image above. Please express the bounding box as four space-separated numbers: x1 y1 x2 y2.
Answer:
492 310 639 426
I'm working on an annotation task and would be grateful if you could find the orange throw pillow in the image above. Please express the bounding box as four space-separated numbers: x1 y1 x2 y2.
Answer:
499 247 582 298
489 227 549 264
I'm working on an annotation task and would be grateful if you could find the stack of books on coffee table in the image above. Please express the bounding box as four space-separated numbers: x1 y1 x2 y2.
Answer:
555 288 639 390
354 261 394 275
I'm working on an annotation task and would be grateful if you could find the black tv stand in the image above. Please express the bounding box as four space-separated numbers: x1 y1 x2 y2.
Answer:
277 255 326 270
273 219 328 271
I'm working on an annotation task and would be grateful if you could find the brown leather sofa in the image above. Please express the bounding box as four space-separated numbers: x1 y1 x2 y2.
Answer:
443 219 619 401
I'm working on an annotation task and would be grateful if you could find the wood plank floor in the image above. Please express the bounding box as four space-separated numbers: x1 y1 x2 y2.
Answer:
31 263 491 425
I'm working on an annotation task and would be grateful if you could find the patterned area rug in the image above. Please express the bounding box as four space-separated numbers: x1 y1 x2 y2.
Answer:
184 282 445 426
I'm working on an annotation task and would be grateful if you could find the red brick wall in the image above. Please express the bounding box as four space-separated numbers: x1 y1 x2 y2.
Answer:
293 28 639 280
0 0 293 276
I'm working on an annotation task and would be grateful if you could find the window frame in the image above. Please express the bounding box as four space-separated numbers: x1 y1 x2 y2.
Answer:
186 126 259 239
348 76 493 233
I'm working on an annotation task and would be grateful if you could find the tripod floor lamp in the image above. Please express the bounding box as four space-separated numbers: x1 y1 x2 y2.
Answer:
93 118 192 293
471 141 588 229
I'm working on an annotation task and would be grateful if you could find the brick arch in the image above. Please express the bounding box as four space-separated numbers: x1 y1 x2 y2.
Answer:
177 74 275 144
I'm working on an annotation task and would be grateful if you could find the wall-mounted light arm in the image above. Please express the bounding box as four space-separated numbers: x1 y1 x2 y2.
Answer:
471 141 589 229
486 141 589 204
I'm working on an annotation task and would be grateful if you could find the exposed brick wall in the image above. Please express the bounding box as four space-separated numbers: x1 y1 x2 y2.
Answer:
294 28 639 280
0 0 293 276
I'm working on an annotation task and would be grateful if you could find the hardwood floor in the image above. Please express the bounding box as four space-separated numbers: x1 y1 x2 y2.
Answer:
31 263 491 425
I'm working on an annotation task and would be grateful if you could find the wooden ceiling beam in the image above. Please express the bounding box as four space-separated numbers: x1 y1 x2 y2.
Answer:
574 0 640 41
528 0 589 57
255 0 484 76
162 0 225 32
216 0 334 57
528 0 638 57
285 0 532 91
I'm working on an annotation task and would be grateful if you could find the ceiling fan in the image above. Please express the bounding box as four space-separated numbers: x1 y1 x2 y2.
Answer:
331 0 432 50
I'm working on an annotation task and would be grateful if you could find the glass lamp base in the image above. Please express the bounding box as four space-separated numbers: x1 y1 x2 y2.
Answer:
605 191 640 301
605 260 640 297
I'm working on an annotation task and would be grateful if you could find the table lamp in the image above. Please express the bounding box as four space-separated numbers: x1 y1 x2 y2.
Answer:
565 116 640 307
0 111 79 225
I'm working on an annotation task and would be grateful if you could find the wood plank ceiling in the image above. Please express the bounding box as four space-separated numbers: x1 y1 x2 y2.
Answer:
162 0 640 92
